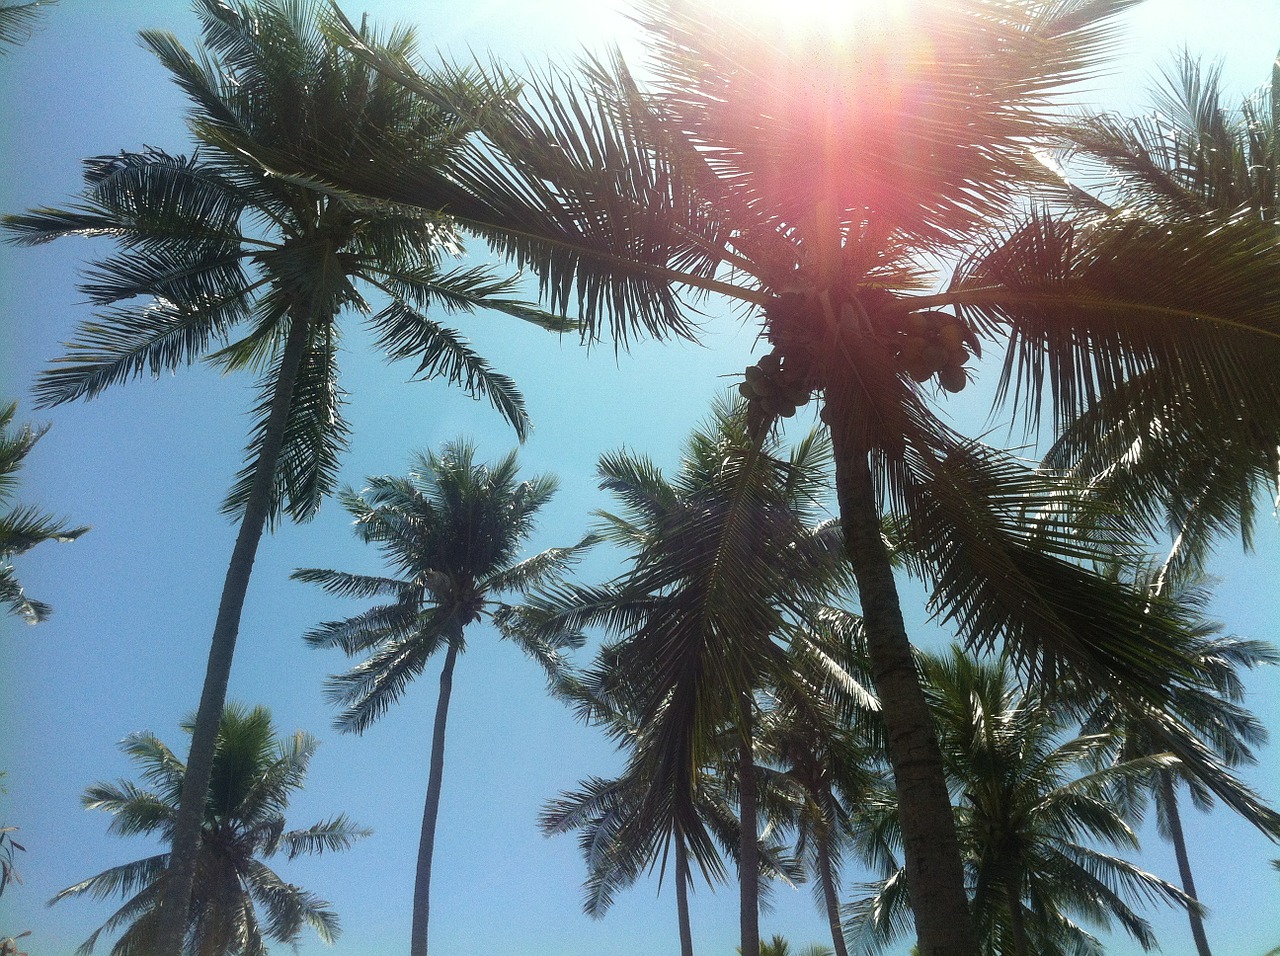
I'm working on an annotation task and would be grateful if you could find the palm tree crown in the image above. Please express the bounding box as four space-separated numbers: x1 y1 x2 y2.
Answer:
848 650 1190 956
296 440 588 956
51 703 366 956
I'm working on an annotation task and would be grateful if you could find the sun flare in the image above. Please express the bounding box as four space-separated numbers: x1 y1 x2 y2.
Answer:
724 0 918 47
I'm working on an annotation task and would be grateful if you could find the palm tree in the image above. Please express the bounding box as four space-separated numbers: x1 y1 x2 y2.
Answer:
515 398 845 956
848 649 1192 956
538 681 741 956
758 607 883 956
2 4 571 949
50 702 366 956
540 639 810 956
280 4 1280 951
1077 565 1278 956
294 441 586 956
0 401 87 623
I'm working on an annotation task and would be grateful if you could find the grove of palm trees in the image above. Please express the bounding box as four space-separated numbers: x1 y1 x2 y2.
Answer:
1 2 1278 956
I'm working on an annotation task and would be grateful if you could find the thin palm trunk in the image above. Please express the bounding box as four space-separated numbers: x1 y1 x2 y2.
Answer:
157 310 312 956
817 826 850 956
412 636 461 956
738 693 761 956
1007 883 1031 956
828 402 978 956
1160 772 1213 956
676 835 694 956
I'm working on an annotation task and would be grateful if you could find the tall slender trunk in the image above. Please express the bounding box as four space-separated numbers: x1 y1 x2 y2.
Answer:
1160 773 1213 956
1007 882 1031 956
817 826 850 956
411 637 462 956
157 311 312 956
738 693 761 956
828 411 978 956
676 835 695 956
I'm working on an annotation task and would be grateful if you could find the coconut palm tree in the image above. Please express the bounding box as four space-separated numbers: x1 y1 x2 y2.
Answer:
277 5 1280 952
847 649 1192 956
1076 564 1278 956
0 401 87 623
757 607 884 956
50 702 366 956
294 441 587 956
539 675 747 956
2 4 571 949
515 398 845 956
540 636 812 956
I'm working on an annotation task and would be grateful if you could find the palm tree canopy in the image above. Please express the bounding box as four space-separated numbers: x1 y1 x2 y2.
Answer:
295 439 590 734
0 401 88 623
848 650 1191 956
2 0 575 524
518 399 848 894
50 702 367 956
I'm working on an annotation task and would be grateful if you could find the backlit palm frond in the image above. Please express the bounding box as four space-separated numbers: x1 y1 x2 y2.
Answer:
288 568 410 602
68 879 166 956
117 732 186 803
299 601 425 656
295 20 738 342
4 149 246 251
483 536 598 596
222 323 350 523
321 618 453 735
34 299 247 408
48 855 169 908
379 262 578 333
954 208 1280 449
277 815 370 860
368 299 529 440
636 0 1141 250
0 504 88 557
539 775 658 917
885 407 1203 708
82 782 175 840
244 858 341 947
0 1 55 51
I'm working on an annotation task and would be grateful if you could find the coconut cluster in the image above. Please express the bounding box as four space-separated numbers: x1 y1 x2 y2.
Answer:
737 349 814 419
891 310 973 392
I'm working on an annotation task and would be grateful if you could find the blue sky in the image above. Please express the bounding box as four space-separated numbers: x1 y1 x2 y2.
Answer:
1 2 1279 955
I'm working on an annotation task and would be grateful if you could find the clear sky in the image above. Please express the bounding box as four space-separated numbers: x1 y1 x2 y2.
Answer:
1 2 1278 956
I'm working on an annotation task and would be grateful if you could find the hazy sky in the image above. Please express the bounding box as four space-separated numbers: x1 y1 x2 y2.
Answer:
2 2 1279 956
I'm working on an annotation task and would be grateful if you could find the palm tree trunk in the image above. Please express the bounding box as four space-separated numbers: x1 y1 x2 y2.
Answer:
817 826 850 956
412 637 462 956
828 412 978 956
157 310 312 956
676 836 695 956
1007 883 1031 956
1160 773 1213 956
738 693 761 956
